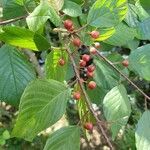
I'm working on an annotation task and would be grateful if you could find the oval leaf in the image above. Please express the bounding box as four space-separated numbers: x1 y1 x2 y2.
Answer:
137 17 150 40
0 26 50 51
94 59 119 91
62 1 82 17
103 84 131 139
2 0 27 19
87 0 127 28
45 49 68 82
26 1 61 32
129 44 150 81
0 45 36 106
44 126 80 150
12 79 71 141
135 111 150 150
105 22 136 46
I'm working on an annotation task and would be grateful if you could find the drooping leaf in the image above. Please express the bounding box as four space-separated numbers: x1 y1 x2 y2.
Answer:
0 26 50 51
45 49 68 82
103 85 131 139
44 126 80 150
62 0 82 17
135 111 150 150
129 44 150 81
87 0 127 28
26 1 61 32
105 22 136 46
12 79 71 141
0 45 36 106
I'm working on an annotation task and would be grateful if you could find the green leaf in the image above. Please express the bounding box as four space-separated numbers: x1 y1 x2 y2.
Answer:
140 0 150 14
45 49 68 82
137 17 150 40
124 4 139 27
87 0 127 28
2 130 10 140
12 79 70 141
96 27 115 41
94 59 119 91
33 33 50 51
70 0 84 5
135 1 149 21
26 1 61 32
103 85 131 139
62 0 82 17
0 138 5 146
87 85 106 105
2 0 27 19
135 111 150 150
44 126 80 150
105 22 136 46
48 0 64 11
0 45 36 106
125 38 140 50
0 26 50 51
129 44 150 81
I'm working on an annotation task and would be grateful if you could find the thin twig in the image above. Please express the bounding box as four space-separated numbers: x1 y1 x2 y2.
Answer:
96 50 150 101
144 97 148 110
73 24 88 33
66 47 114 150
0 15 27 25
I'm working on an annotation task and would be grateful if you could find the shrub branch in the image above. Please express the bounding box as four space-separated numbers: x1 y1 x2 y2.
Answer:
66 46 114 150
96 50 150 101
0 15 27 25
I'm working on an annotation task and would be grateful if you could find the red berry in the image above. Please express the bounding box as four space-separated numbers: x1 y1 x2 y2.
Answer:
87 65 95 72
122 60 129 67
84 122 93 131
82 54 90 62
64 20 73 30
90 47 97 55
88 81 96 89
72 38 81 47
73 91 81 100
90 31 100 39
79 60 86 67
87 71 94 78
94 42 100 48
58 58 65 66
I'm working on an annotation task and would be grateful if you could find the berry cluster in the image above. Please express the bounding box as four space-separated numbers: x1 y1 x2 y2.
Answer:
59 19 101 131
60 19 131 131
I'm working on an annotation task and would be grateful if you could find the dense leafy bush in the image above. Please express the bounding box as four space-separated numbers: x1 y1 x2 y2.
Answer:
0 0 150 149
